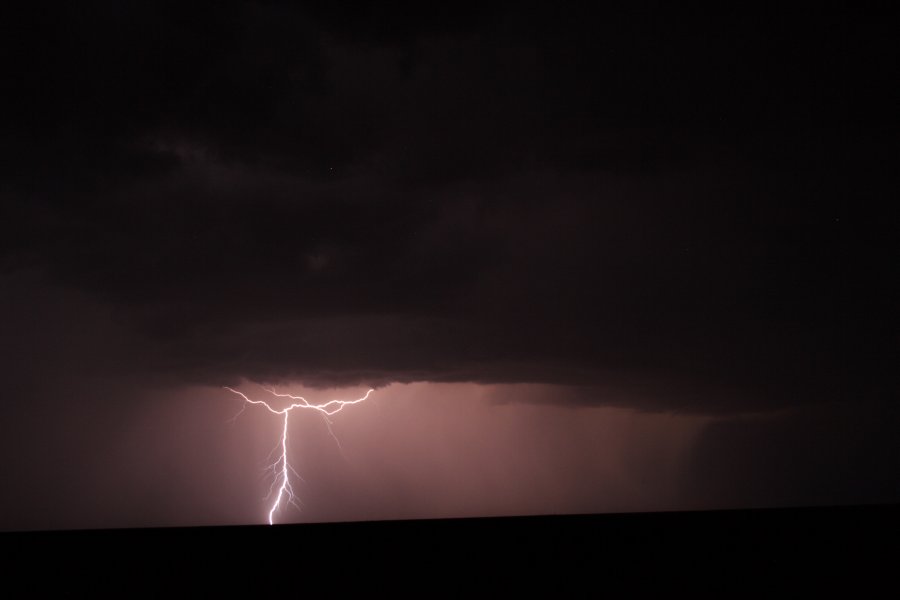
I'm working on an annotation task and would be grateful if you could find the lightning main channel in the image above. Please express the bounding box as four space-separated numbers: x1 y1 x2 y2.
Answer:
224 386 375 525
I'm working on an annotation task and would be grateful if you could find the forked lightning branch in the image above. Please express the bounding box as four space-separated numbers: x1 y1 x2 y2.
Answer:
224 386 375 525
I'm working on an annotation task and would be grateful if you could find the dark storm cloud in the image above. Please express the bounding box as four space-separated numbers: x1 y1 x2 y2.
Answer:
680 401 900 509
0 3 896 413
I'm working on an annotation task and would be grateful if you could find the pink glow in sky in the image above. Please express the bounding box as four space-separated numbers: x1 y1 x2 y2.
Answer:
91 381 709 528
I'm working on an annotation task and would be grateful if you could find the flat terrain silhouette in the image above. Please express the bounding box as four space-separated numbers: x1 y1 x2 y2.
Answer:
3 505 896 592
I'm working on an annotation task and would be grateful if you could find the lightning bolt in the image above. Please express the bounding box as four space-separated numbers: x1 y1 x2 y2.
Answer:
224 385 375 525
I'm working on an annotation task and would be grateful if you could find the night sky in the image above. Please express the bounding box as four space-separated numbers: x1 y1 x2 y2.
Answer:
0 3 897 530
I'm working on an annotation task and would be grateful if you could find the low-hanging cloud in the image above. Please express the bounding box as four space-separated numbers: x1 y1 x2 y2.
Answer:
0 2 895 416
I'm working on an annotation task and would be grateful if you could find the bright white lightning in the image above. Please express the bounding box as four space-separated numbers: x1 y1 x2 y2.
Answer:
224 385 375 525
